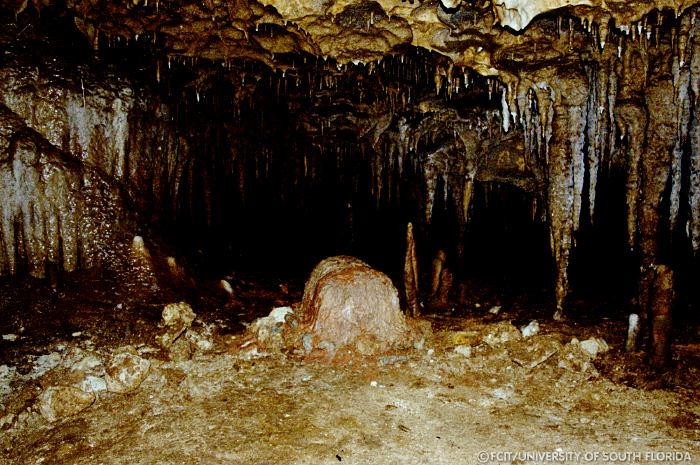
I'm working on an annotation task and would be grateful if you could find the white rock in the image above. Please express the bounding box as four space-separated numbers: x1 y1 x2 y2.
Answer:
488 305 501 314
268 306 294 324
37 386 95 422
187 330 214 352
79 375 107 393
2 334 17 341
580 337 609 358
72 354 103 373
492 386 514 400
32 352 62 379
220 279 234 295
521 320 540 338
162 302 196 327
105 353 151 393
454 345 472 357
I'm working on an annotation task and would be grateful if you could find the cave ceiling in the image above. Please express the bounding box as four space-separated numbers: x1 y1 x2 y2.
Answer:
3 0 696 78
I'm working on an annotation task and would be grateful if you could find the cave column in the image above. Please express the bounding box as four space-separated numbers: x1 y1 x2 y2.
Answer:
637 65 677 368
539 70 588 320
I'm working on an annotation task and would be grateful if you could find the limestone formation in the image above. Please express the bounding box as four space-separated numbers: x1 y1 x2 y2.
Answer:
300 256 413 353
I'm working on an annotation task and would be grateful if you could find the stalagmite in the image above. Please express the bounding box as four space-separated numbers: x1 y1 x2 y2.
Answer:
430 249 446 299
404 222 420 318
650 265 674 370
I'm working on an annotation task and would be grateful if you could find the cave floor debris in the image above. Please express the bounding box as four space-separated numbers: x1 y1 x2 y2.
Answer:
1 274 699 465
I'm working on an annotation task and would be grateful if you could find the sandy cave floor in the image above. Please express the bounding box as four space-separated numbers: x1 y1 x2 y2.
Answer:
0 271 699 465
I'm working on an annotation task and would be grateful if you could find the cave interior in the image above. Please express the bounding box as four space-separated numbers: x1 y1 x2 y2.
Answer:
0 0 700 462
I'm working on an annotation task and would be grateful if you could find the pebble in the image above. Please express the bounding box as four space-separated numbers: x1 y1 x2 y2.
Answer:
105 353 151 393
520 320 540 338
454 345 472 357
37 386 95 423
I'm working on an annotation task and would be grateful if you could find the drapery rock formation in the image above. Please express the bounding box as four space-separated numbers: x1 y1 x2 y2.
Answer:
1 0 699 366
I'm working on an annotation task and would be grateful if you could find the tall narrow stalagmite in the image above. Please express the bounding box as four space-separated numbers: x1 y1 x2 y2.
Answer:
650 264 674 370
404 222 420 318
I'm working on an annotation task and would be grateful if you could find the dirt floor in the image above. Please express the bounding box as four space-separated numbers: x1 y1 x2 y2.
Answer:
1 263 699 465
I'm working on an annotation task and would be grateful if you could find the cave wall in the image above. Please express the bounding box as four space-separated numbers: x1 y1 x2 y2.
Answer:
0 15 189 277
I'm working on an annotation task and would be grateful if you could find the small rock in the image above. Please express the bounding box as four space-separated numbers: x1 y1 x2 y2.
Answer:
162 302 196 328
482 321 522 347
105 353 150 393
579 337 609 358
32 352 62 379
449 330 480 346
370 380 378 387
0 413 15 429
491 386 514 401
79 375 107 393
37 386 95 422
72 354 103 373
187 328 214 352
558 339 597 374
454 345 472 357
413 337 425 350
168 337 192 362
2 334 17 341
268 306 293 324
520 320 540 338
510 335 563 369
302 333 314 353
488 305 501 315
71 331 82 337
379 355 408 366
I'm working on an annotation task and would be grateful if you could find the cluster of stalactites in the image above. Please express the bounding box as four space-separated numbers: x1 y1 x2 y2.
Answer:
482 7 700 316
0 106 128 277
0 53 188 277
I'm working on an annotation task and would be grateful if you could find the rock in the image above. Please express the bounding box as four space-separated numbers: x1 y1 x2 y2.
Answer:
79 375 107 393
105 353 151 393
520 320 540 338
248 306 294 351
168 337 193 362
448 330 481 346
482 321 522 347
299 256 413 353
32 352 63 379
558 339 597 374
491 386 514 401
72 354 103 373
0 365 15 399
2 334 17 341
488 305 501 315
157 302 197 353
302 333 314 353
580 337 609 358
454 345 472 357
187 328 214 353
162 302 196 328
509 335 563 369
37 386 95 423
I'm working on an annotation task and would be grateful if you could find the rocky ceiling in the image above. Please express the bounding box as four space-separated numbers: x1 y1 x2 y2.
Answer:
1 0 695 73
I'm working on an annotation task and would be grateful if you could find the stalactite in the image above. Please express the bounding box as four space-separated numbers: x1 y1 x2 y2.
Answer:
688 17 700 251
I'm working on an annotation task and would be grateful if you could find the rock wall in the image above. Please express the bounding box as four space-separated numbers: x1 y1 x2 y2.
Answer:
0 25 187 277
